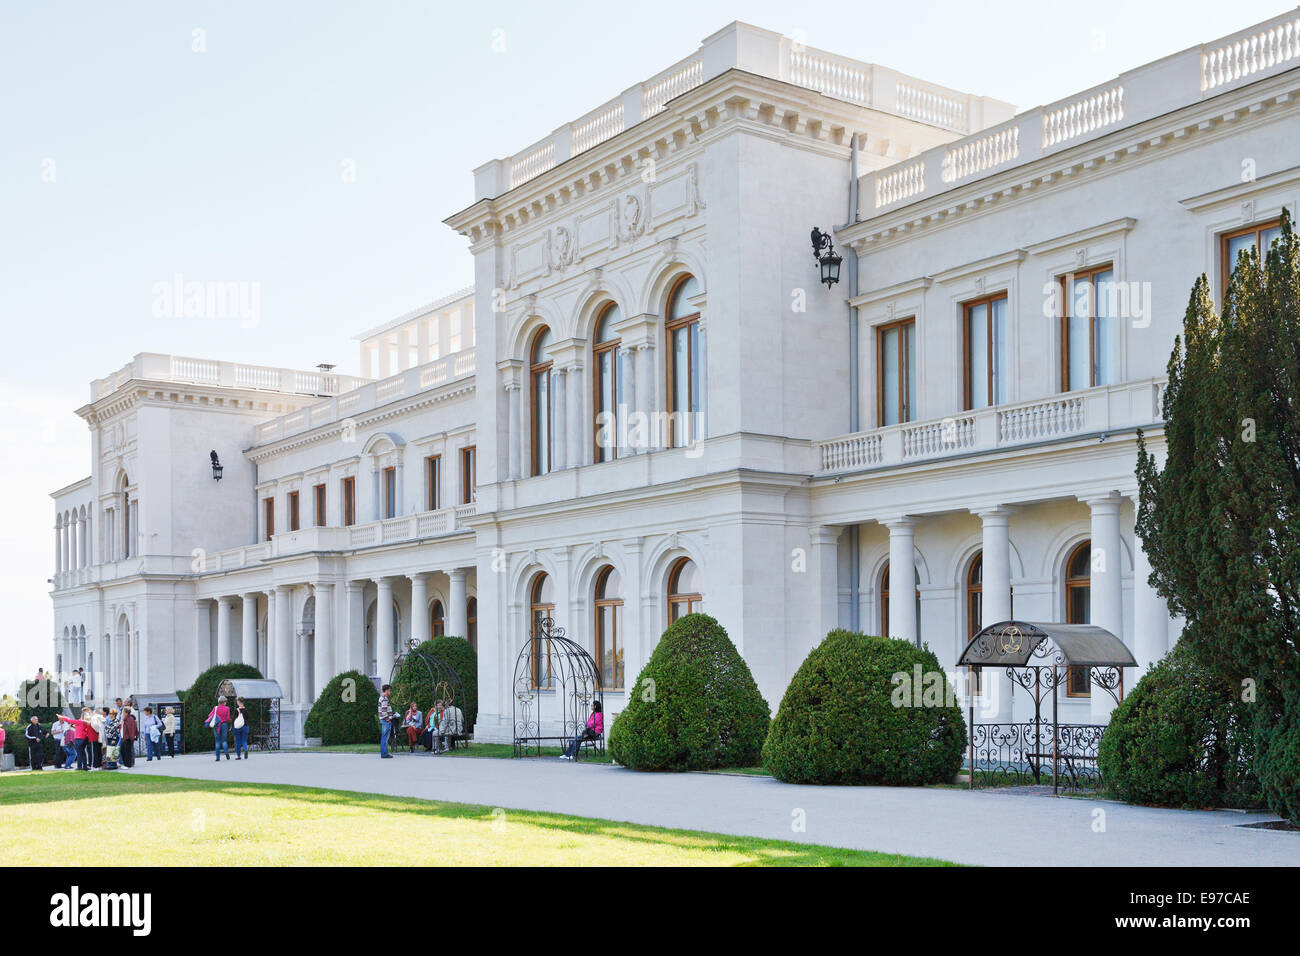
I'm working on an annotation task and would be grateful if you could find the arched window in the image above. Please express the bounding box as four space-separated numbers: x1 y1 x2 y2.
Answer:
880 562 922 641
594 566 624 689
593 304 624 463
667 557 702 622
1065 541 1092 697
431 599 445 638
530 327 554 476
466 596 478 651
529 572 556 688
666 275 701 447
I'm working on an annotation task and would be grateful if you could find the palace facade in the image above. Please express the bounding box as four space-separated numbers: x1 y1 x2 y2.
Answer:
51 13 1300 742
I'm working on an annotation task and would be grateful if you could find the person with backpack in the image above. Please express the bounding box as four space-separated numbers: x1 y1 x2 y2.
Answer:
206 695 231 761
232 698 250 759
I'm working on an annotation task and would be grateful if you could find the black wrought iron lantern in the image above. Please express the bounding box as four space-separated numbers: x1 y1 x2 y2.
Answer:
810 227 842 287
210 450 223 481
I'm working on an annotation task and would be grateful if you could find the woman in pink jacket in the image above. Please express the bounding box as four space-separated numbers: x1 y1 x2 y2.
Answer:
561 700 603 760
207 695 232 762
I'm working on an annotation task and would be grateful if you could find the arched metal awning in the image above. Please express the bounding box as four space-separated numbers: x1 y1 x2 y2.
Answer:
216 678 284 699
958 620 1136 668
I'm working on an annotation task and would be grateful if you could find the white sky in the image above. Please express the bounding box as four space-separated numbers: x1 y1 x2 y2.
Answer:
1 0 1291 689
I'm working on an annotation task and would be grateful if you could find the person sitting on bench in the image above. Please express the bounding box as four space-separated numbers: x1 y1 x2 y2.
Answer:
561 700 603 760
436 699 463 754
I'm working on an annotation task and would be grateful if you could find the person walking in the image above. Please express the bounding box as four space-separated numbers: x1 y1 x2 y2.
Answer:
206 696 231 761
120 706 138 768
377 684 394 759
232 698 250 760
561 700 604 760
140 707 163 761
163 707 177 757
24 716 47 771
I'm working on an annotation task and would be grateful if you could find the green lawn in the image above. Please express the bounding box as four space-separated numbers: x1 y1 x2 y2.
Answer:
0 771 954 866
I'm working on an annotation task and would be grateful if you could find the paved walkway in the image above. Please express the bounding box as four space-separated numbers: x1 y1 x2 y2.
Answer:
130 752 1296 866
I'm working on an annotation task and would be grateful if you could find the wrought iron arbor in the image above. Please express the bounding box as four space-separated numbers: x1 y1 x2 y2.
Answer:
386 639 468 742
216 678 282 752
958 621 1135 794
512 618 603 757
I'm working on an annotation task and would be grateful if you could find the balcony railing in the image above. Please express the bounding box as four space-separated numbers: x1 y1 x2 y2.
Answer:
816 379 1166 474
253 349 476 446
91 353 370 402
475 22 1013 199
857 9 1300 218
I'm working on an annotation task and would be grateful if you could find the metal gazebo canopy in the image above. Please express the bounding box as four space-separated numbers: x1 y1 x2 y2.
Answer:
216 677 283 752
958 621 1136 668
958 620 1136 794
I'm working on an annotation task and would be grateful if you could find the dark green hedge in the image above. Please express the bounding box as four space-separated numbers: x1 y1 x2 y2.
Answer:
1253 694 1300 821
389 638 477 733
181 662 264 754
763 630 966 785
303 670 380 745
608 613 770 772
1098 648 1261 809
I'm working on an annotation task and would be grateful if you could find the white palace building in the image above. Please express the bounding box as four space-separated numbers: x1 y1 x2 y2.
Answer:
50 12 1300 743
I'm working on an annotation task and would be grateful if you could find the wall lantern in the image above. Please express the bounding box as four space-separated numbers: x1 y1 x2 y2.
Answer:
210 450 223 482
810 227 842 287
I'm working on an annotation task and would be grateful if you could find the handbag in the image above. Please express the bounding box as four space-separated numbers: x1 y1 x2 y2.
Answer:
206 711 220 729
234 713 245 730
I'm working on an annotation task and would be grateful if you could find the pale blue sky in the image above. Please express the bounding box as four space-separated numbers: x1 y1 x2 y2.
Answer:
1 0 1290 685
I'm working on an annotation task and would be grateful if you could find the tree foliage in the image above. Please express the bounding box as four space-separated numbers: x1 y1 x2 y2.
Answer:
1136 209 1300 819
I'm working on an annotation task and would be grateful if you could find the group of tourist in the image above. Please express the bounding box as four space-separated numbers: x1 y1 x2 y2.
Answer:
21 700 179 771
378 684 464 758
204 695 251 761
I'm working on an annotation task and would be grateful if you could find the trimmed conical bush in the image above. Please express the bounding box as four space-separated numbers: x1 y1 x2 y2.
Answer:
609 613 769 771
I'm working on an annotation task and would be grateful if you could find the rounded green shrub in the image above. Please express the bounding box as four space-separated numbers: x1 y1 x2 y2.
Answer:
181 662 263 754
608 613 770 772
303 669 380 746
763 630 965 785
1098 648 1261 809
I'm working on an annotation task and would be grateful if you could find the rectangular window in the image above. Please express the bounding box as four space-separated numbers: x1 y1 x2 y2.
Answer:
313 483 326 527
460 446 476 504
263 498 275 541
288 491 300 531
963 293 1009 410
877 318 916 426
425 455 441 511
1221 219 1283 301
341 477 356 527
382 467 397 519
1060 265 1115 391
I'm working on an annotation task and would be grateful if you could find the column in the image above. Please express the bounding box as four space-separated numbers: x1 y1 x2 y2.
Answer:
410 574 429 645
395 458 405 516
194 600 211 674
417 316 430 366
264 589 276 675
241 593 258 666
370 466 381 521
565 364 583 468
884 518 917 645
314 582 334 699
215 596 233 663
449 568 468 638
553 367 568 470
78 515 88 567
1086 494 1123 721
346 581 366 673
506 383 522 479
696 320 708 441
976 507 1015 723
809 527 842 657
54 522 63 575
375 577 395 680
635 344 654 449
1132 524 1168 676
67 520 77 572
274 585 293 689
